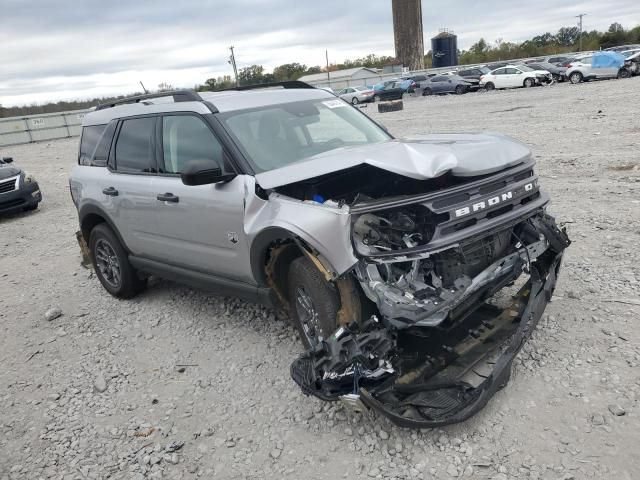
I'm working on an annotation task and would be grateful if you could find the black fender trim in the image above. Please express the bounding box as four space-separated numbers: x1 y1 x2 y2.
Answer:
78 203 129 252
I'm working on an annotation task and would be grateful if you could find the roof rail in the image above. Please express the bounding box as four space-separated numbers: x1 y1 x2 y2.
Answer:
224 80 315 92
95 90 203 110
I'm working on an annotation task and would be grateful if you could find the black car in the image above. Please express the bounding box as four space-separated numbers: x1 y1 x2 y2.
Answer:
0 157 42 214
372 81 405 101
454 66 491 90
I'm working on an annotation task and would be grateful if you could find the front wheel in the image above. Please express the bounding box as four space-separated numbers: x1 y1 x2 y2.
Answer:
373 95 381 102
523 77 535 88
455 85 466 95
422 88 432 96
569 72 583 84
351 97 359 105
89 223 145 298
484 82 495 91
618 68 631 79
288 256 340 349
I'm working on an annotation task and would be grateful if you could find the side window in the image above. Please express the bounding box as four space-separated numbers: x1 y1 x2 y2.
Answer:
114 117 155 173
506 68 519 74
493 68 506 75
581 57 593 65
162 115 226 174
79 125 106 165
88 122 116 167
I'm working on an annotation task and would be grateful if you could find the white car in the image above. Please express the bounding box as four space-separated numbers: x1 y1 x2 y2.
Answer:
480 65 551 90
565 54 626 83
336 86 375 104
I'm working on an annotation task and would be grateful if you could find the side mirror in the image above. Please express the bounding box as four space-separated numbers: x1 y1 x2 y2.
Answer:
1 157 13 164
181 159 236 186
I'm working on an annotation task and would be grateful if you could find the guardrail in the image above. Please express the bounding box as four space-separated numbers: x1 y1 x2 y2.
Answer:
0 109 90 147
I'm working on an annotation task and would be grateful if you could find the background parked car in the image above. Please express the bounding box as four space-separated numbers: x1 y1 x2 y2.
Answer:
455 66 491 90
623 50 640 75
0 157 42 215
372 82 405 101
480 64 551 90
336 86 375 104
400 74 427 85
418 75 472 95
526 62 567 81
566 52 627 84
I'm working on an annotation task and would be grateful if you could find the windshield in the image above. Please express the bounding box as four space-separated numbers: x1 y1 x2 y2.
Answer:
220 99 391 172
479 66 491 74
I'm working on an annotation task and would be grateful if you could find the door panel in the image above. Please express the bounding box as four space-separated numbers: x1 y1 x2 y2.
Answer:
150 175 252 281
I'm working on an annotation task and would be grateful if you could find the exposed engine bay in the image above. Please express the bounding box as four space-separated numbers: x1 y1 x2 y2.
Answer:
289 156 571 427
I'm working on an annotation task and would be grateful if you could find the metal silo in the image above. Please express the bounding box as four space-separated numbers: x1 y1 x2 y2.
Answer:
431 29 459 68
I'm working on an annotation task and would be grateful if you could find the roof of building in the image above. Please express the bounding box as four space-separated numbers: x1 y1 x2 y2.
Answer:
298 67 378 83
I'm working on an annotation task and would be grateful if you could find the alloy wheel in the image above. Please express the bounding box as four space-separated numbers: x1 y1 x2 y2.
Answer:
94 239 121 289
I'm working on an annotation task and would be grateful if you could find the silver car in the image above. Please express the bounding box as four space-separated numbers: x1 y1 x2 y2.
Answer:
69 82 569 428
336 85 375 104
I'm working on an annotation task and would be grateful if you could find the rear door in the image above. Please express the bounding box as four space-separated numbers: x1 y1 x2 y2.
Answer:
104 116 159 255
150 113 250 281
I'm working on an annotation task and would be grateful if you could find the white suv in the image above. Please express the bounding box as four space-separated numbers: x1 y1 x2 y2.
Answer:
566 54 627 83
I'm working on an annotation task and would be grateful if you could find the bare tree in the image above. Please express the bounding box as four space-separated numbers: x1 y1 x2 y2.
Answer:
157 82 174 92
392 0 425 70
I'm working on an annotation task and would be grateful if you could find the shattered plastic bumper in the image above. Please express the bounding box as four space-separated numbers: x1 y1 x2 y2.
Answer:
359 250 563 428
291 214 570 428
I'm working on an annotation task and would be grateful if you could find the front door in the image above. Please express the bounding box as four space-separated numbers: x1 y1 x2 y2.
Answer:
150 114 251 282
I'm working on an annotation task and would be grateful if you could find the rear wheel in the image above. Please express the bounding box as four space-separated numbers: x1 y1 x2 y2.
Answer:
569 72 583 84
351 97 359 105
89 223 145 298
523 77 535 88
288 256 340 349
422 88 432 96
484 82 495 91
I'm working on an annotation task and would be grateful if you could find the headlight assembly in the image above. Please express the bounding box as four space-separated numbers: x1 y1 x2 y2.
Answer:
23 172 36 185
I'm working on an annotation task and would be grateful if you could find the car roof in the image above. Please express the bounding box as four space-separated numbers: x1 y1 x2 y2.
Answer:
83 87 334 126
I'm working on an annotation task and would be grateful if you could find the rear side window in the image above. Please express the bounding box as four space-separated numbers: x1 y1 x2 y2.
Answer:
79 125 106 165
161 115 226 174
115 117 155 173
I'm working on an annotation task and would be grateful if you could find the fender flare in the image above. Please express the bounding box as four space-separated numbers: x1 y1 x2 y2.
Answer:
78 203 129 253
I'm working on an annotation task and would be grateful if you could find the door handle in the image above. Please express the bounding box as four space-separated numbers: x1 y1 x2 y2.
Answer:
102 187 118 196
157 193 179 203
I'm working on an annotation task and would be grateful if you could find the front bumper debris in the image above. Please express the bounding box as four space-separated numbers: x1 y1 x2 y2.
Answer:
291 214 570 428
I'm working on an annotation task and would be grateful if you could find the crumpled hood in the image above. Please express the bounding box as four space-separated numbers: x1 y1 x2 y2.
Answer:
255 133 531 189
0 165 21 180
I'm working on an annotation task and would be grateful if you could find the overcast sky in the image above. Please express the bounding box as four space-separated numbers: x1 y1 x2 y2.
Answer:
1 0 639 106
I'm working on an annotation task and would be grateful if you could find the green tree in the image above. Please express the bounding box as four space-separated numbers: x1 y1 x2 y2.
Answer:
273 63 308 81
238 65 266 85
556 26 580 47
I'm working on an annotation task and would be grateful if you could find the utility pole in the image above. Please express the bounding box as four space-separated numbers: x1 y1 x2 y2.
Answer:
229 46 239 86
139 81 148 94
325 50 331 87
576 13 587 52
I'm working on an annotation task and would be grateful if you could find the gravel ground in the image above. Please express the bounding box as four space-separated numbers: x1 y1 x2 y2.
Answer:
1 78 639 480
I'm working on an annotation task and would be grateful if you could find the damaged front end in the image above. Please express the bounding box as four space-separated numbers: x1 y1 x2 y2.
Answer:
291 160 570 428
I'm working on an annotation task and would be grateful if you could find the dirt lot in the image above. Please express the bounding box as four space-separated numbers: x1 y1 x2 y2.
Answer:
1 78 639 480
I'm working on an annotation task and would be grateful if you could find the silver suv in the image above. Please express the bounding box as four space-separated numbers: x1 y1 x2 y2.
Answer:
70 82 570 428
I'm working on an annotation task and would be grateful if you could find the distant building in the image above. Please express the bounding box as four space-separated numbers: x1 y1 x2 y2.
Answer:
298 67 380 89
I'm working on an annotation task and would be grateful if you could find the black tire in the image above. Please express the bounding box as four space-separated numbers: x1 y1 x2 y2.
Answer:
455 85 465 95
351 97 359 105
89 223 145 298
523 77 535 88
617 68 631 79
569 72 583 84
23 204 38 211
422 88 432 96
484 82 495 91
288 256 340 349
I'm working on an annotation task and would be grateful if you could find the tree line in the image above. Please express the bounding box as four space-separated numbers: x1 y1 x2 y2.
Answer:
2 22 638 117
